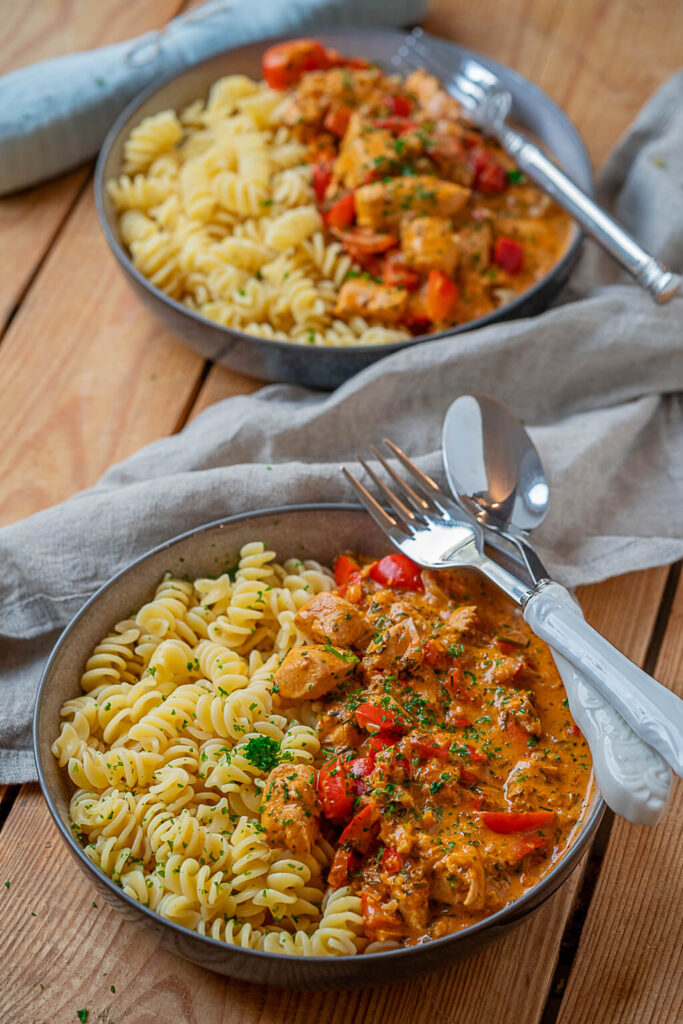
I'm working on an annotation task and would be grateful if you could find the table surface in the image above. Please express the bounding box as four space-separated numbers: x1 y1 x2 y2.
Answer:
0 1 681 1021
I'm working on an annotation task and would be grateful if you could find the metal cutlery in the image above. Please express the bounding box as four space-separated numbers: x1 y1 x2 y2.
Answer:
344 440 683 778
392 29 680 303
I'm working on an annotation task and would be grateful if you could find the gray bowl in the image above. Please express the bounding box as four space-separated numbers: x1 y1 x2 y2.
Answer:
95 29 592 390
34 504 603 989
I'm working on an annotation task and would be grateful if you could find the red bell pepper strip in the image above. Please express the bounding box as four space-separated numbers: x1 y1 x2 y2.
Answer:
412 738 451 760
312 162 333 204
388 94 412 117
326 192 356 230
383 251 420 290
316 758 354 823
476 160 508 194
493 236 525 274
347 755 375 778
262 39 329 90
509 832 549 864
338 228 398 256
369 553 424 592
481 810 556 834
333 553 359 587
339 802 380 853
355 702 407 737
328 847 358 888
381 846 404 874
368 735 397 755
425 269 459 324
467 745 488 764
324 104 352 138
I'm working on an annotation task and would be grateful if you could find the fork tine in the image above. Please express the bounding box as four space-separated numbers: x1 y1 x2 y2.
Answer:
358 456 422 531
382 439 452 517
343 468 412 544
369 444 431 515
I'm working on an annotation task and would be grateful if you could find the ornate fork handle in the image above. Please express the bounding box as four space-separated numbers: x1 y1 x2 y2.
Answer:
498 124 680 302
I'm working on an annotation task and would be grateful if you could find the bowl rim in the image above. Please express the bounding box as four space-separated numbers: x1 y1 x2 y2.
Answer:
34 501 605 966
94 26 592 364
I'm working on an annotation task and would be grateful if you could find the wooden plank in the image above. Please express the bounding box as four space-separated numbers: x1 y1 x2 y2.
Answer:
0 184 207 528
556 571 683 1024
0 567 666 1024
0 0 185 332
425 0 683 166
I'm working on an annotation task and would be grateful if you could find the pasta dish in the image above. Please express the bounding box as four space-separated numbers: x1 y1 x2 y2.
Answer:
53 542 591 955
107 39 572 348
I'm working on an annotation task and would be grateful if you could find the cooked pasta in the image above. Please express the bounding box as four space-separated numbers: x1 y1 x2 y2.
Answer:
54 543 367 956
108 40 572 349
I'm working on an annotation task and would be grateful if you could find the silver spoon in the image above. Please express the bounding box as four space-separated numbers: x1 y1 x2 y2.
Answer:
442 393 550 584
442 392 673 824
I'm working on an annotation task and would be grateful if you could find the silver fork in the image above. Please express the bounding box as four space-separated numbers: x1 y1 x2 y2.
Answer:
343 439 683 777
392 28 680 303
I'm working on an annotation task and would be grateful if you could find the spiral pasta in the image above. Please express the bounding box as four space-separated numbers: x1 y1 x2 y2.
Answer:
107 75 412 348
53 542 373 957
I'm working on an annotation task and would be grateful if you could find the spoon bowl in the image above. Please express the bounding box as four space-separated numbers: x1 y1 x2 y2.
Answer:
442 394 550 581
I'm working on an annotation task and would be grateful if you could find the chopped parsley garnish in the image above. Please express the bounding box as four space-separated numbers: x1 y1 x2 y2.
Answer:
243 735 280 773
507 169 525 184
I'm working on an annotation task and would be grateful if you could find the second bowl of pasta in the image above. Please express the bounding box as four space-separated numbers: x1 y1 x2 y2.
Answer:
95 29 591 389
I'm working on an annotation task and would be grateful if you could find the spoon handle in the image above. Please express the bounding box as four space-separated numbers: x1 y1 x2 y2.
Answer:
524 582 683 776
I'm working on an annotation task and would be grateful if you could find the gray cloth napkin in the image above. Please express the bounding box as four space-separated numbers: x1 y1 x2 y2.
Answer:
1 72 682 785
0 0 426 196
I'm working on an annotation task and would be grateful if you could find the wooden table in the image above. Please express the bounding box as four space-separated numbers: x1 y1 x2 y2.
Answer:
0 2 681 1021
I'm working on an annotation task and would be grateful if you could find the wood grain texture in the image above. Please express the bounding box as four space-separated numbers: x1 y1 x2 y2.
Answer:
425 0 683 166
0 568 666 1024
556 572 683 1024
0 0 185 334
0 185 206 527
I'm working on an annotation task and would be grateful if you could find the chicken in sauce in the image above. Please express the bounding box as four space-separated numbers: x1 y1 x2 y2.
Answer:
265 550 592 947
263 39 573 335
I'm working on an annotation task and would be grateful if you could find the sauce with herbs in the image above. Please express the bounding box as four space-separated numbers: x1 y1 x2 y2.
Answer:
270 553 592 946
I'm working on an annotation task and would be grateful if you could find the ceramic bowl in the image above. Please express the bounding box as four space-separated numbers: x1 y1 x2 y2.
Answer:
95 29 593 390
34 504 603 989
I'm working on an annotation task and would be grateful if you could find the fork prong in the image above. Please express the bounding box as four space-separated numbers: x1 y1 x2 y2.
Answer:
358 457 422 532
382 439 452 519
369 444 431 516
343 468 412 544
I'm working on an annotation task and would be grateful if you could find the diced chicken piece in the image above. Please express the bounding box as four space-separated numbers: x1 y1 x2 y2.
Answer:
431 846 486 910
457 222 493 270
261 763 320 855
406 69 462 122
400 215 459 276
355 175 470 231
334 116 397 189
284 68 386 130
363 617 423 675
295 592 371 648
445 605 479 637
485 654 525 687
318 718 362 748
334 279 409 323
493 216 555 248
505 757 561 811
427 121 475 186
274 644 358 701
494 687 542 737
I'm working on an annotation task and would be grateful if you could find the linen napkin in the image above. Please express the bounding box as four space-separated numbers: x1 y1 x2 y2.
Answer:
0 0 426 196
1 71 682 784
